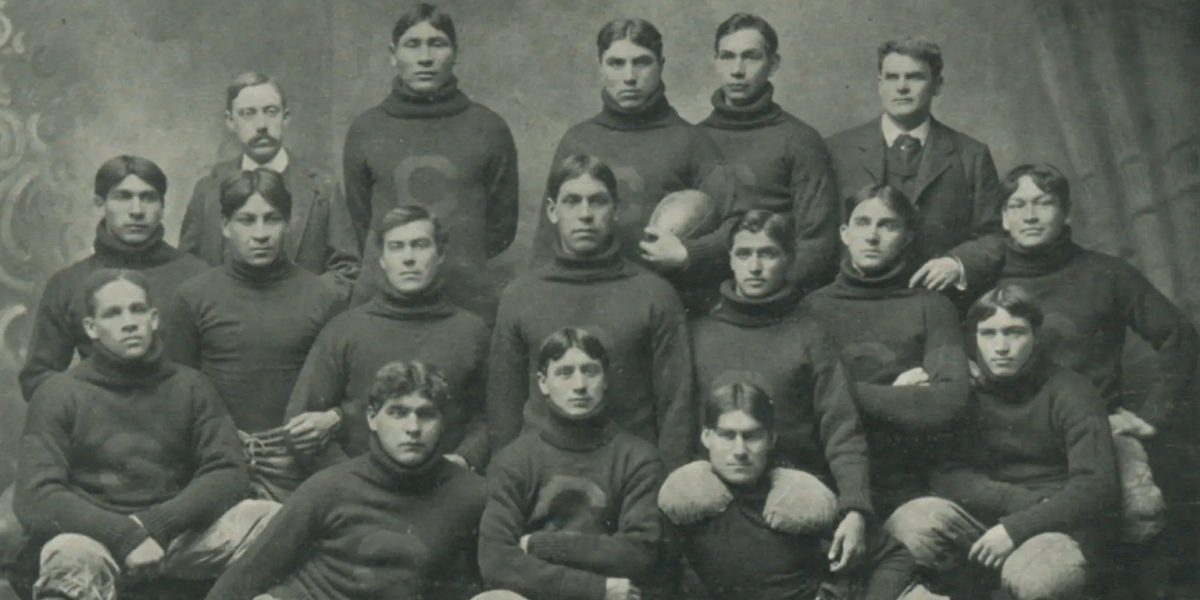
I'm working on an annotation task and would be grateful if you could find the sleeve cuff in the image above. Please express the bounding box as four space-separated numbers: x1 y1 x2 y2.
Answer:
98 517 151 560
681 235 728 271
135 506 182 548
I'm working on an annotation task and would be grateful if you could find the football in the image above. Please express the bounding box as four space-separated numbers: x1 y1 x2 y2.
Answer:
646 189 721 240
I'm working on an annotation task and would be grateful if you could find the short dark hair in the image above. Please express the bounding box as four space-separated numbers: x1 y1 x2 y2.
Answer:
729 209 795 256
536 327 609 375
81 269 152 318
225 71 287 112
219 168 292 221
366 360 450 414
597 18 663 61
878 37 944 81
95 155 167 200
547 154 619 204
375 205 449 251
704 378 775 432
843 183 919 232
392 2 457 48
966 283 1045 332
714 13 778 56
1000 163 1071 214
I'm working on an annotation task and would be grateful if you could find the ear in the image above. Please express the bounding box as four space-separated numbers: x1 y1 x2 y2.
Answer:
700 428 714 452
838 223 851 247
388 43 399 67
366 407 379 433
900 229 915 250
147 308 160 335
545 197 559 225
224 110 236 134
281 106 291 125
932 75 944 97
93 194 105 209
222 218 233 240
768 54 781 77
82 316 99 341
536 371 550 397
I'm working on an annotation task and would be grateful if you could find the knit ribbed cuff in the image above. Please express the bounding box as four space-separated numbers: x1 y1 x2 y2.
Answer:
998 513 1037 547
98 517 151 561
557 567 607 600
526 531 586 564
682 234 728 272
135 505 182 548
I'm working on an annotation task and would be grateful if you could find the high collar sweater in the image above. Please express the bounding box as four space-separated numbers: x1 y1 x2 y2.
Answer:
206 435 487 600
989 229 1199 430
487 243 695 469
19 220 206 400
478 397 664 600
692 282 873 517
344 74 518 321
700 84 840 290
16 340 248 560
529 84 738 315
286 281 490 467
805 259 970 513
930 354 1119 546
165 257 345 433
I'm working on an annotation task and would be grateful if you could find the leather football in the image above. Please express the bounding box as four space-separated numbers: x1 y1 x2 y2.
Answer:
646 189 721 240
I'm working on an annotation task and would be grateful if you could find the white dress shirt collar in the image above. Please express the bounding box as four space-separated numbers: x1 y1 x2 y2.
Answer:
240 148 289 173
881 115 931 148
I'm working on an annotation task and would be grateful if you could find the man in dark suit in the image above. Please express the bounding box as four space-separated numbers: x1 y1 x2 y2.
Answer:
826 38 1003 290
180 71 360 290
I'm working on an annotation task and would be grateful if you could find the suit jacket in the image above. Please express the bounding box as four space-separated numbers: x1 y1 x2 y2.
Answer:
179 155 361 288
826 117 1004 273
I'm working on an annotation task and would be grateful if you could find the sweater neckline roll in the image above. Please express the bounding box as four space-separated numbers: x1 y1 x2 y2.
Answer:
702 83 786 130
92 220 179 269
363 434 449 493
1001 228 1082 278
366 280 457 321
976 349 1052 401
593 83 678 131
710 280 801 327
224 255 296 285
538 402 617 452
77 336 175 389
822 257 919 300
541 240 635 283
380 75 472 119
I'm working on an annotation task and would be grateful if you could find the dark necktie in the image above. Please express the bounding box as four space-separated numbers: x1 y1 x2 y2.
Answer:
894 134 922 175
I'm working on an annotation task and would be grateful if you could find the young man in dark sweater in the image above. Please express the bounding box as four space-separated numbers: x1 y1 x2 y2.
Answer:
180 71 360 290
166 169 345 500
659 378 918 600
887 285 1119 600
700 13 840 291
19 155 207 400
805 185 970 518
208 361 488 600
487 154 694 469
285 205 490 470
344 3 518 321
478 327 664 600
14 269 277 600
826 38 1004 292
690 209 874 565
529 18 737 315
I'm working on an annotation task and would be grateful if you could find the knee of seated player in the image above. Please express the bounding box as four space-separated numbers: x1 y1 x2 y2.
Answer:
160 499 282 576
471 591 529 600
36 534 120 600
1000 532 1088 600
1113 435 1167 544
883 497 979 571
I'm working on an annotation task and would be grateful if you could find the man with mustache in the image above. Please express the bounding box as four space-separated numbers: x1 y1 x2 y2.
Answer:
180 71 360 291
19 155 207 400
826 38 1004 292
13 269 277 600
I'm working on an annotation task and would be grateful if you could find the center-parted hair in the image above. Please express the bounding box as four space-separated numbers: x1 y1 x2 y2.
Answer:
877 37 944 80
547 154 620 204
729 209 796 256
966 283 1045 332
392 2 457 47
81 268 152 318
225 71 287 111
219 168 293 221
375 205 449 251
95 155 167 200
597 18 663 61
1000 163 1072 214
367 360 450 413
536 327 609 375
714 13 779 56
704 379 775 432
843 183 919 232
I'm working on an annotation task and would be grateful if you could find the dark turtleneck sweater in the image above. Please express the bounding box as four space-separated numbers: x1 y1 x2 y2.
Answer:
964 230 1199 431
478 400 664 600
19 220 207 400
931 354 1119 546
285 282 490 467
344 75 519 321
165 257 345 433
487 242 694 469
16 340 248 560
805 259 971 513
691 282 872 517
529 85 738 315
207 435 487 600
700 84 840 291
